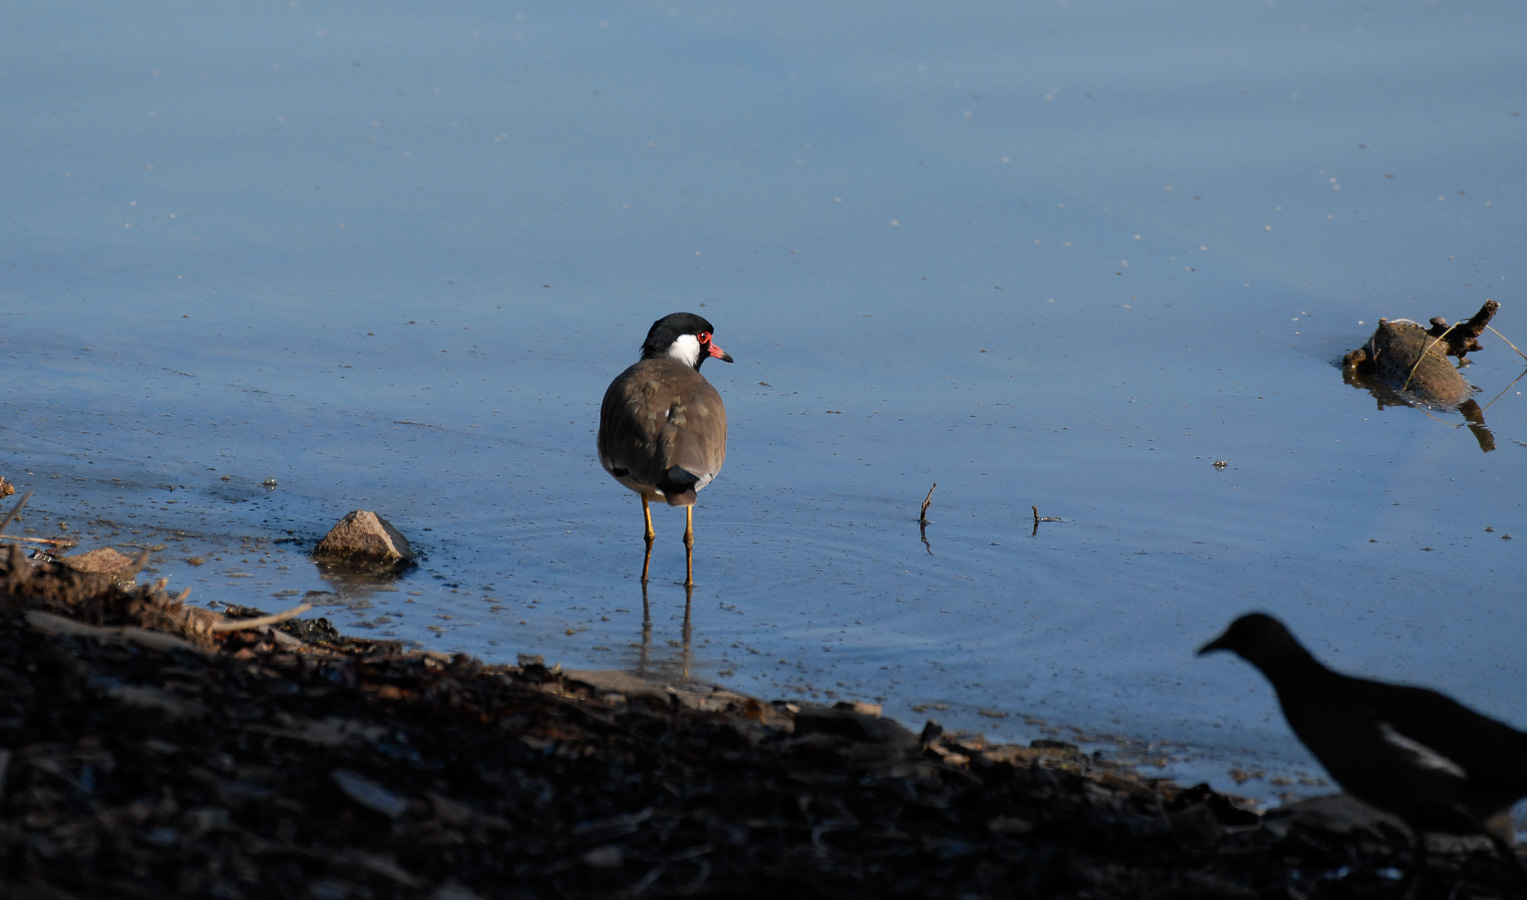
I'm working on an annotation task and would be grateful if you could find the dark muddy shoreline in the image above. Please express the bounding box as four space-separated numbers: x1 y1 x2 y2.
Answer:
1 526 1524 899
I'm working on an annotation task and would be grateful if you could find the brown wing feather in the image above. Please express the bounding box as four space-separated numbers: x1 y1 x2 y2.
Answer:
598 359 727 506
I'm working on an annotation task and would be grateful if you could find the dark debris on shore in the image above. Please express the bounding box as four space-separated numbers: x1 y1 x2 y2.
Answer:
0 538 1522 899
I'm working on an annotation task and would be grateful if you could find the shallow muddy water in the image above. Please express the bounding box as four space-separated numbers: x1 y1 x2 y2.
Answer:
5 1 1527 804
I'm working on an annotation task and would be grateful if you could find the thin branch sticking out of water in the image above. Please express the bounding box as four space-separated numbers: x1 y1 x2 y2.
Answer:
1031 506 1063 536
918 483 937 555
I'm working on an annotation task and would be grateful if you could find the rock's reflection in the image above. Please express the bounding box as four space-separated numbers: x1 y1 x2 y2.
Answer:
307 565 413 636
1342 366 1502 453
314 565 407 602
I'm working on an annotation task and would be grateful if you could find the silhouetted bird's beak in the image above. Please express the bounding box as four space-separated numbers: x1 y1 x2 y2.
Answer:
1197 633 1230 656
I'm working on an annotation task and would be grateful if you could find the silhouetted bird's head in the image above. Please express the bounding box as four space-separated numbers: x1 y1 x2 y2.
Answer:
1198 612 1309 672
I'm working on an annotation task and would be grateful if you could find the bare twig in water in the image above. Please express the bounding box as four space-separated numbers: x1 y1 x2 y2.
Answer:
914 484 937 555
207 603 314 633
1032 506 1063 525
0 493 32 536
1486 325 1527 363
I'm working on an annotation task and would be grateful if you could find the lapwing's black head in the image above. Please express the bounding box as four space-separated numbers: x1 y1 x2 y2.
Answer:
1198 612 1308 671
640 312 734 370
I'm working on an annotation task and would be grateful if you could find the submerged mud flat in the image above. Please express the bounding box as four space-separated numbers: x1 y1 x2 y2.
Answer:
0 522 1523 898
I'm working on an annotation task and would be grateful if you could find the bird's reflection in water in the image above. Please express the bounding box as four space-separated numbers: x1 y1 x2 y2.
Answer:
1340 365 1520 454
631 580 693 683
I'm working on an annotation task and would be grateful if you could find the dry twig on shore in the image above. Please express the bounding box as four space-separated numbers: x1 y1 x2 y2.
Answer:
207 602 315 632
0 535 77 550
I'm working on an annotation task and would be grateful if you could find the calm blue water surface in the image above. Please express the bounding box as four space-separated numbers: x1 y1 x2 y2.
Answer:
4 1 1527 802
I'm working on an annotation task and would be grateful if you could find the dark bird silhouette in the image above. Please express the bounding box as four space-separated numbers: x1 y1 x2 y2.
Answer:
1200 612 1527 889
598 313 732 586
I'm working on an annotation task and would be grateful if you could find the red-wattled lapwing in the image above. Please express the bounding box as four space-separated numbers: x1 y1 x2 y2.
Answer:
1200 613 1527 891
597 312 732 586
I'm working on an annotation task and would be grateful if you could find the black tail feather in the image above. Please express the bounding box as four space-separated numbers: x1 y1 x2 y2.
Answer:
659 467 701 505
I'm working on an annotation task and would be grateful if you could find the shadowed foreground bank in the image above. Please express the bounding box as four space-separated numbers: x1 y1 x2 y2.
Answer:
0 542 1520 899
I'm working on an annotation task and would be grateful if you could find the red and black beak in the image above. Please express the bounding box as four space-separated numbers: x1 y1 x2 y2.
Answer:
708 341 734 363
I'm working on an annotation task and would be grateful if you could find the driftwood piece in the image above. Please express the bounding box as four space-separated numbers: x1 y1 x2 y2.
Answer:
1341 300 1499 407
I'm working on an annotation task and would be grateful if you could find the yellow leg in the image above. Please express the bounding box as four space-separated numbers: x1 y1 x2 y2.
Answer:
680 582 693 678
640 495 655 583
683 504 695 587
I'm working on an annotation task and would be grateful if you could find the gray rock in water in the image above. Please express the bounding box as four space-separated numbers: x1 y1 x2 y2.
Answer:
313 510 415 571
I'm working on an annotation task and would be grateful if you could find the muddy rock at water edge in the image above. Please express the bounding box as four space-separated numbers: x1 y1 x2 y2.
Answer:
58 547 140 578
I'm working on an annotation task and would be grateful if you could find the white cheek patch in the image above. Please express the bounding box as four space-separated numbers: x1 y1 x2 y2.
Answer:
1379 722 1468 779
665 334 702 368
